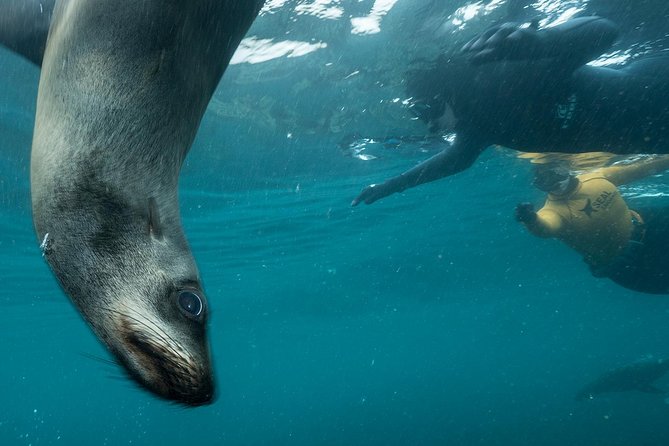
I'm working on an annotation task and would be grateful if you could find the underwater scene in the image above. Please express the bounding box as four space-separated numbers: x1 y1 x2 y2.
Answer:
2 0 669 444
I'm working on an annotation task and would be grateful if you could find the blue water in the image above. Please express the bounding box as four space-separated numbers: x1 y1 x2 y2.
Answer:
2 1 669 445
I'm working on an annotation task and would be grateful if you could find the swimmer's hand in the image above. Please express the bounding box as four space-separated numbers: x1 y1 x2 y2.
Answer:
515 203 537 223
352 182 399 206
461 20 542 65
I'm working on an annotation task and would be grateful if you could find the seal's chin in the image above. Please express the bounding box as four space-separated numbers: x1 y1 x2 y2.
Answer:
114 316 214 406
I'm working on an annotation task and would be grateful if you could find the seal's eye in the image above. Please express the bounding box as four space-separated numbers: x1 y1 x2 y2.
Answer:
177 290 204 320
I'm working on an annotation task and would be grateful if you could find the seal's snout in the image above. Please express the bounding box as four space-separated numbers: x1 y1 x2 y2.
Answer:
180 376 214 407
120 319 214 406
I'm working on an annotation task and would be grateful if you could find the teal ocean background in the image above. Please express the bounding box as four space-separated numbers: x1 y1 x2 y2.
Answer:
2 1 669 444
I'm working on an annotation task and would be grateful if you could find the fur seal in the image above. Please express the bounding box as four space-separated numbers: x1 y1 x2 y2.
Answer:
2 0 264 405
576 357 669 401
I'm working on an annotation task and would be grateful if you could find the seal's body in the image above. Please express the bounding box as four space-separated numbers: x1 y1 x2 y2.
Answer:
12 0 264 405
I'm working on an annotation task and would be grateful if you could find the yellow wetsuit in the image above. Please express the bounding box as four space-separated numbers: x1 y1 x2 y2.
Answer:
523 157 669 268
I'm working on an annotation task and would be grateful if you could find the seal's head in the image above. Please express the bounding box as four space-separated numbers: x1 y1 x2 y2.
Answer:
574 389 593 401
35 177 214 406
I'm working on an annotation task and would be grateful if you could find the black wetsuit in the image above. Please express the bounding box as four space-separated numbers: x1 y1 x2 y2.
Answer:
449 57 669 155
594 207 669 294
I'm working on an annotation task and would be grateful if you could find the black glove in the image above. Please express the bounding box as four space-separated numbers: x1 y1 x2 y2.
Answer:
515 202 536 223
461 20 543 65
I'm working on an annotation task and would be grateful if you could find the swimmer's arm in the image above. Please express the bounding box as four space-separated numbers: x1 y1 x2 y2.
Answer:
462 16 619 68
352 138 486 206
597 157 669 186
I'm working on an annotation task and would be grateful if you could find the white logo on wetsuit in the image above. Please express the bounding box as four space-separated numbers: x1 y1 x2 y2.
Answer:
556 93 578 129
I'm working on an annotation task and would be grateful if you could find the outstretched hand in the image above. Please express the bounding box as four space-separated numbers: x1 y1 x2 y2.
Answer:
515 202 536 223
461 20 541 65
351 183 394 206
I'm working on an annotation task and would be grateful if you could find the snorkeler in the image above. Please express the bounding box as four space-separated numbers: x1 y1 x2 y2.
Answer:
516 158 669 294
352 16 669 206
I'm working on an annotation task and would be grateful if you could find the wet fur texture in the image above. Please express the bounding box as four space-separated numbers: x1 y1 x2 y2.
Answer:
27 0 264 404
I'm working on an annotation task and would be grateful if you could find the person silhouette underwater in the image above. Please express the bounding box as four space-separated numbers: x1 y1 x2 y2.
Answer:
517 158 669 294
352 15 669 206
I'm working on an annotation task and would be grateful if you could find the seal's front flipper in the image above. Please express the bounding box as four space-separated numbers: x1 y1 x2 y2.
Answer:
0 0 55 66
